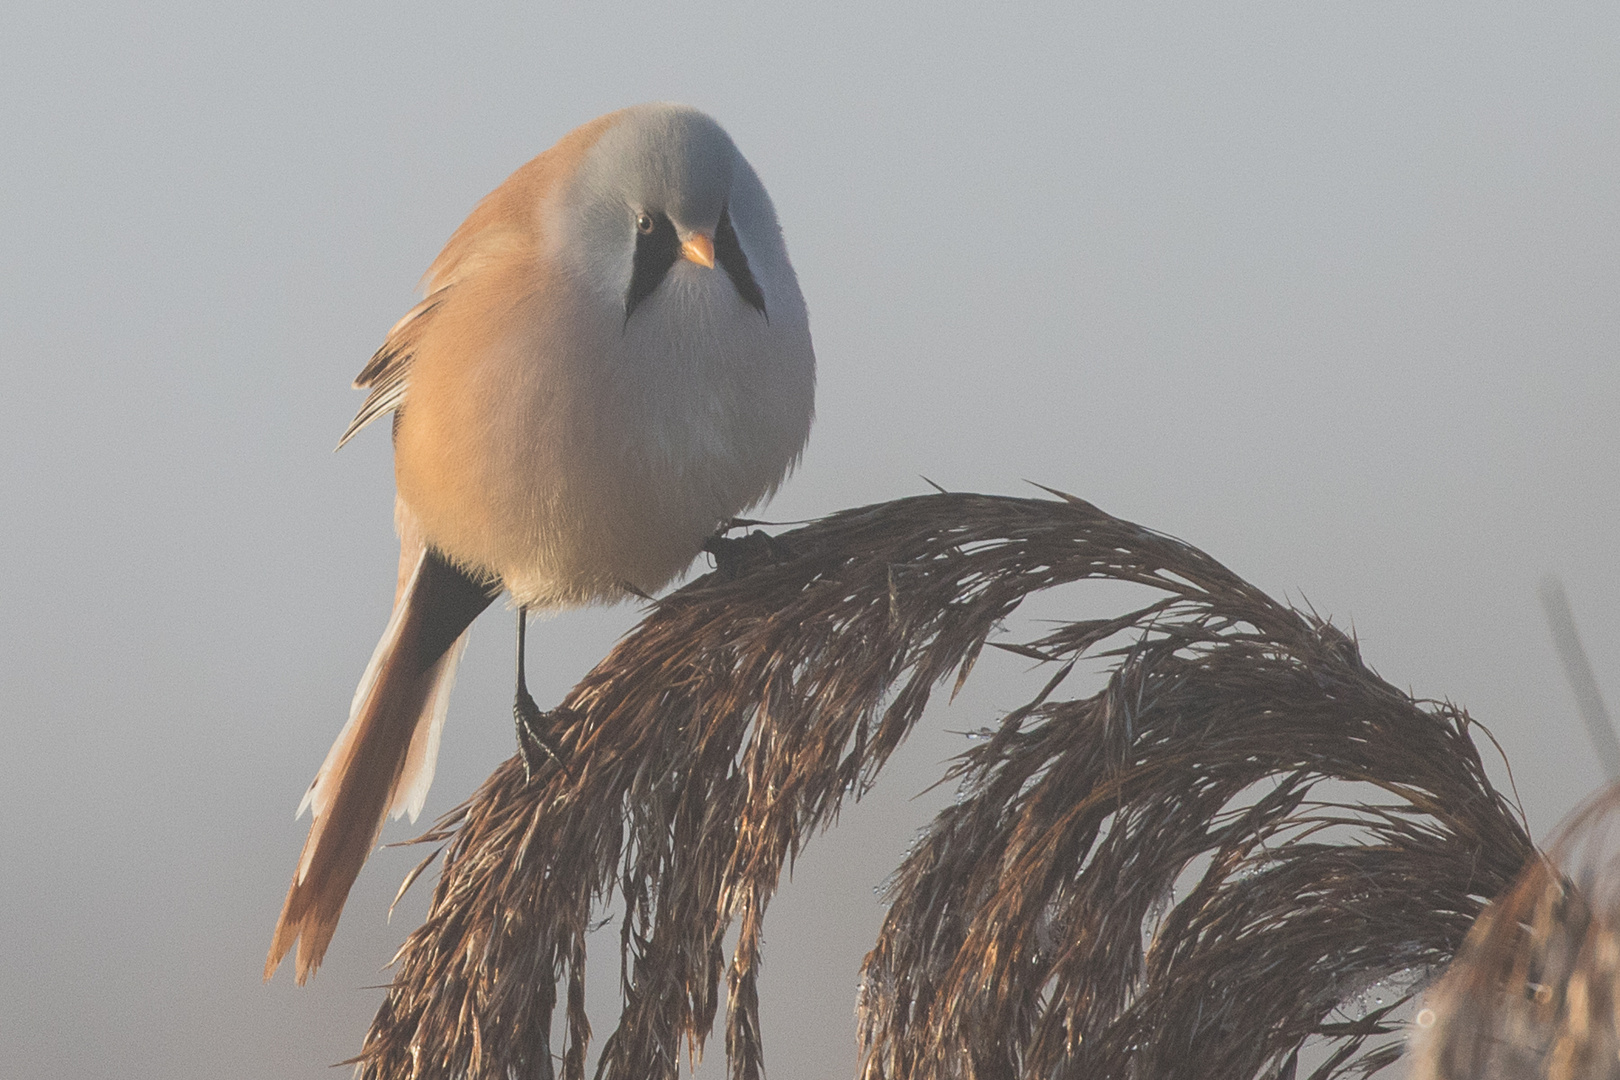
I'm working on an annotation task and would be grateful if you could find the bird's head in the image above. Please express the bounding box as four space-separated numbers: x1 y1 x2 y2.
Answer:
553 104 788 326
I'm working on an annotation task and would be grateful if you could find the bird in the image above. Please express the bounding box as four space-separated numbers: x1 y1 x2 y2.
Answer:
265 104 816 983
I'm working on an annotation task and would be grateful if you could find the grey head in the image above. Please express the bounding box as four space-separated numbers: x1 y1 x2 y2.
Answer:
552 103 804 329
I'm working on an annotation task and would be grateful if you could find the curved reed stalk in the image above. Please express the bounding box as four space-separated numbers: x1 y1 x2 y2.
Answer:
350 491 1534 1080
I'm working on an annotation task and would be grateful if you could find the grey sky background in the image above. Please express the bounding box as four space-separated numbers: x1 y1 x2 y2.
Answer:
2 3 1617 1077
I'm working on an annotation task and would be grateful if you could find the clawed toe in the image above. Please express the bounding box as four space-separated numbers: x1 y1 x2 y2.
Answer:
514 686 574 782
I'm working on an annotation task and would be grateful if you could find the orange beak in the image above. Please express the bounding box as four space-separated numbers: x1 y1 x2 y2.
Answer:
680 231 716 268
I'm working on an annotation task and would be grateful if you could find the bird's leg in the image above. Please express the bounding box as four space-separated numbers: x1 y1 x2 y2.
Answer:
702 522 794 580
513 607 571 781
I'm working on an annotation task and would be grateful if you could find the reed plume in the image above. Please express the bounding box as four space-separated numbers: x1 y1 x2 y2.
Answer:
1411 782 1620 1080
351 491 1535 1080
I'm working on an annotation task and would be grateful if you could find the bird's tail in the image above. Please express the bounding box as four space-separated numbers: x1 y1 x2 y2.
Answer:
265 546 494 983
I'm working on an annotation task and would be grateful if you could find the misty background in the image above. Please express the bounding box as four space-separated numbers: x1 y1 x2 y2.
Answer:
2 3 1617 1077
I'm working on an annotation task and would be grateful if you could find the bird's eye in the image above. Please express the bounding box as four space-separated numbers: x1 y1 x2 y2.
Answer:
636 212 655 234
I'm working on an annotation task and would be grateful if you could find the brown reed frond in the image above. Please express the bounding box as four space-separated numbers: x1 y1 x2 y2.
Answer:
1409 783 1620 1080
352 491 1534 1080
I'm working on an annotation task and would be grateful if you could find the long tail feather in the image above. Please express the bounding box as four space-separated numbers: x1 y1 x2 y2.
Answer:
266 548 494 983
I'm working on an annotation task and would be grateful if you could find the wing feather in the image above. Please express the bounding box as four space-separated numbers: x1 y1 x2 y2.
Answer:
335 290 450 449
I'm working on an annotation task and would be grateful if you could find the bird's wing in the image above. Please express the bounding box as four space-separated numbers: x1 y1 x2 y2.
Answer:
334 118 606 451
335 288 450 449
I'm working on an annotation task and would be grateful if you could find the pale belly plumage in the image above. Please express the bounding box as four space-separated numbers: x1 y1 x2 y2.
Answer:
394 259 815 608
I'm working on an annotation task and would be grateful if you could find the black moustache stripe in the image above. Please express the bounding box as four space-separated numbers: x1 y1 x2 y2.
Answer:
625 212 680 322
716 208 767 319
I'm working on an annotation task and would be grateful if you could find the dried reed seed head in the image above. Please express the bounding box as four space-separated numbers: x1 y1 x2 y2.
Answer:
1411 784 1620 1080
351 493 1534 1080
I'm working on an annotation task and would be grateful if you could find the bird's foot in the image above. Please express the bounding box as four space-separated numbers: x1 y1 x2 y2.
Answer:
513 688 575 782
702 527 793 580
